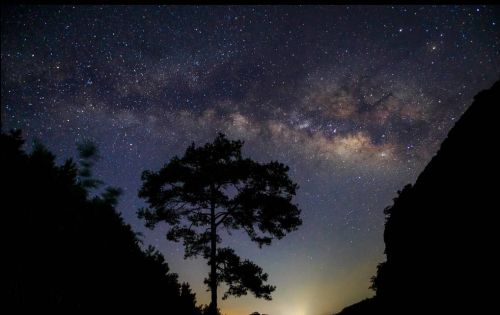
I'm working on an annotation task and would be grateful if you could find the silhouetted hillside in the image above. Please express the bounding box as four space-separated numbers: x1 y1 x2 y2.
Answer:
336 80 499 315
2 131 202 314
334 298 378 315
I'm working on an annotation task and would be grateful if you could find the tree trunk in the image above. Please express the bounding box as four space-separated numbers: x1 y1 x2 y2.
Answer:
209 195 217 315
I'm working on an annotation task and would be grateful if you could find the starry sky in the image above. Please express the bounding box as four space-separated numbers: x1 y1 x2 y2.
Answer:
2 5 499 315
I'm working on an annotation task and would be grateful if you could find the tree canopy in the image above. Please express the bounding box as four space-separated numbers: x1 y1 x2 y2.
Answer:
138 133 302 313
3 130 202 314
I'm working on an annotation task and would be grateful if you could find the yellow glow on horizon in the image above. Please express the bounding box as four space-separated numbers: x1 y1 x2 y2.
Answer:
174 239 383 315
282 306 307 315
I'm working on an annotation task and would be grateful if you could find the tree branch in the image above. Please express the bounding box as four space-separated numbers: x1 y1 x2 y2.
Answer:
215 211 232 227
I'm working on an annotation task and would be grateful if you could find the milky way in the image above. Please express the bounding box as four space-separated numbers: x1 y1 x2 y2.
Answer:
2 5 499 315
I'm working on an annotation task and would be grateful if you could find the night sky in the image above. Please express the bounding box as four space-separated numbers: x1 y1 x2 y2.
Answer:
2 5 499 315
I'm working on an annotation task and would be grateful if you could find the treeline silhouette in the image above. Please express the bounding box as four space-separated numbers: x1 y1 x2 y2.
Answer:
3 131 203 314
336 80 499 315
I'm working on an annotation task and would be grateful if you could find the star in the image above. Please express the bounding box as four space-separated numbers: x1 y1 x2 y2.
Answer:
2 5 499 315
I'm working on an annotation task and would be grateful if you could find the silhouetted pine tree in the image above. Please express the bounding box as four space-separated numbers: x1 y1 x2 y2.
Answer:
138 133 302 314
